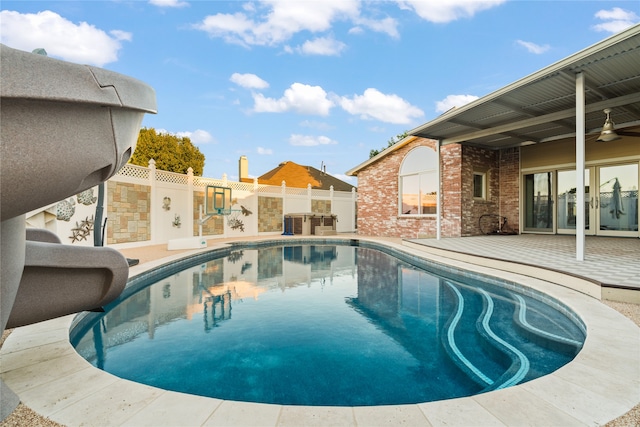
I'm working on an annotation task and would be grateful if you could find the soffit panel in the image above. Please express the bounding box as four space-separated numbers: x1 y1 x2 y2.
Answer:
410 26 640 149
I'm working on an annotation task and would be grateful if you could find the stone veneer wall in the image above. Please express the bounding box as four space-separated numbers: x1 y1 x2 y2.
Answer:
258 196 282 232
107 182 150 244
311 200 331 214
192 191 224 236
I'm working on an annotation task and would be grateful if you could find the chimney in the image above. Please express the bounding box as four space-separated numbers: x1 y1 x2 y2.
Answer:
239 155 248 181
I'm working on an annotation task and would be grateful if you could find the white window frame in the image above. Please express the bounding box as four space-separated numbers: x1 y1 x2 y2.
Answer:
473 172 487 200
398 146 438 216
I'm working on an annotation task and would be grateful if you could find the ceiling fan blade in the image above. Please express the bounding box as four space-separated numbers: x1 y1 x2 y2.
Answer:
617 131 640 137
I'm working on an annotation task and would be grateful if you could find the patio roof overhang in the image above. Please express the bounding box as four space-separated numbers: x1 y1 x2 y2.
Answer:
408 24 640 149
346 25 640 261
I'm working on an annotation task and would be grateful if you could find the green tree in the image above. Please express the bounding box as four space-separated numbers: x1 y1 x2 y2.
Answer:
369 131 409 158
130 128 205 175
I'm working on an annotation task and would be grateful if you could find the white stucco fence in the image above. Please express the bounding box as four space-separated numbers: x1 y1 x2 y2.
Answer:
25 161 358 248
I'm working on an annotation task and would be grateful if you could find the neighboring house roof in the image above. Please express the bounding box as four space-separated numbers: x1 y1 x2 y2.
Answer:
258 161 356 191
347 24 640 176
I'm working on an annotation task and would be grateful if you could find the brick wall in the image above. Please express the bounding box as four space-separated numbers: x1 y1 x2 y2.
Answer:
356 138 463 238
499 147 520 232
107 182 150 244
355 139 523 238
440 143 463 237
461 145 499 236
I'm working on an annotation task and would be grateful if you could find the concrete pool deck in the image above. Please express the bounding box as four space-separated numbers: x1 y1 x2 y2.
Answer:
1 235 639 426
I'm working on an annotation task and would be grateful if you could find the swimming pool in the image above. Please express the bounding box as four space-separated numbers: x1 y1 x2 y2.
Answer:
71 240 585 406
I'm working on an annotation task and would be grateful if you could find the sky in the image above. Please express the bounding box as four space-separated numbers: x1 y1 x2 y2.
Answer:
1 1 639 183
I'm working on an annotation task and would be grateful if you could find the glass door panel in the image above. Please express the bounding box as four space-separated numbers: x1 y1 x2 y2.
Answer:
597 164 639 236
524 172 553 232
557 169 593 234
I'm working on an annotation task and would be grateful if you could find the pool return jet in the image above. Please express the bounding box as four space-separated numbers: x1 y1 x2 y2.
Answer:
0 44 156 419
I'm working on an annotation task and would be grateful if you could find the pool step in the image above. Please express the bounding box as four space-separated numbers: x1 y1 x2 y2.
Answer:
441 281 531 391
511 294 582 355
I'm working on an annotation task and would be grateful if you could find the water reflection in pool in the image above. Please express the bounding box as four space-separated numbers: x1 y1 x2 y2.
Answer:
72 244 585 406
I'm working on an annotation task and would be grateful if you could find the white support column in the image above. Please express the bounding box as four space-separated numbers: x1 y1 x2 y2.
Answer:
575 72 586 261
436 140 442 240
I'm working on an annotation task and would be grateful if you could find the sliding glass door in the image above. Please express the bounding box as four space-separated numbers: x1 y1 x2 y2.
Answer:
557 169 594 235
524 163 638 236
523 172 553 232
597 163 638 236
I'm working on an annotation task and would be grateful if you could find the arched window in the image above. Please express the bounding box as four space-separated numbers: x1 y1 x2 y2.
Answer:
399 146 438 215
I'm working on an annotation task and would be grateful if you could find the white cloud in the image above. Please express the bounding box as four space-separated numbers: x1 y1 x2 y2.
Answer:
0 10 129 66
435 94 479 113
300 120 333 131
230 73 269 89
299 37 347 56
149 0 189 7
339 88 424 124
289 134 338 147
593 7 639 33
257 146 273 155
353 16 400 38
516 40 550 54
192 0 397 51
110 30 132 41
193 1 359 47
396 0 506 23
253 83 334 115
176 129 215 144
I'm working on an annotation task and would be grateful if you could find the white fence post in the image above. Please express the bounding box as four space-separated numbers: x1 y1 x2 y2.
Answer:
351 187 357 232
253 178 259 234
330 185 334 214
281 181 287 233
187 167 194 236
148 159 158 244
307 183 312 212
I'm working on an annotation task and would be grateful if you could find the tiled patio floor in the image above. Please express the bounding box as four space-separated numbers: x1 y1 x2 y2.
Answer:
406 234 640 289
1 235 639 426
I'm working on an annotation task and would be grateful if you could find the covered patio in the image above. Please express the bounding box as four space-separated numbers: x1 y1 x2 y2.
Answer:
404 234 640 302
408 24 640 260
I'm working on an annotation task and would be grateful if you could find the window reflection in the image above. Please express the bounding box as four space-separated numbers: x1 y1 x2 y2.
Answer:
399 146 438 215
524 172 553 231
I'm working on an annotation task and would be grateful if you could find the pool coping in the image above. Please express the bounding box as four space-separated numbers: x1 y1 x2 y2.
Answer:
1 236 639 426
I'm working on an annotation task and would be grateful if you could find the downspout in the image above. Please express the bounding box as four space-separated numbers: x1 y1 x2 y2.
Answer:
436 140 442 240
575 72 585 261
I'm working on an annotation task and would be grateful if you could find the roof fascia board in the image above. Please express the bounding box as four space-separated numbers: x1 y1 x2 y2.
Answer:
346 135 419 176
441 92 640 145
409 24 640 138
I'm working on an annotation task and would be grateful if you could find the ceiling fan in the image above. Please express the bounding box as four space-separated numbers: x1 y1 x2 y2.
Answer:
592 108 640 142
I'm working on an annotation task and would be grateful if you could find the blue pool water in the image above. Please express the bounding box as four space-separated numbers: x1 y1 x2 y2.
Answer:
71 241 585 406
